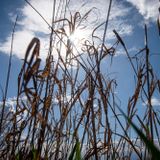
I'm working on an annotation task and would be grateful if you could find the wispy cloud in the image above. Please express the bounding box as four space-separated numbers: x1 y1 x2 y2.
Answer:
142 97 160 107
0 96 28 111
0 30 35 58
0 0 135 59
126 0 159 22
114 47 138 57
0 97 17 113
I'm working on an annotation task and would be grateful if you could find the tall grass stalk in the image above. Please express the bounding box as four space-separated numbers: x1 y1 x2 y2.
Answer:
0 0 160 160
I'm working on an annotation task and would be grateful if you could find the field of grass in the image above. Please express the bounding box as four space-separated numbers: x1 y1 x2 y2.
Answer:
0 0 160 159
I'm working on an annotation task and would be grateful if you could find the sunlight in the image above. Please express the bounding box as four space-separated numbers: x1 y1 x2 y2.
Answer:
68 28 90 46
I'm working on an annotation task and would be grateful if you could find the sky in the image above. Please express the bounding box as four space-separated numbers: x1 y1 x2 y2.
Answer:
0 0 160 113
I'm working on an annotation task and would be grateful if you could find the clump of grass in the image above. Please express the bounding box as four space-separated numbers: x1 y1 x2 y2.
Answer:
0 0 160 160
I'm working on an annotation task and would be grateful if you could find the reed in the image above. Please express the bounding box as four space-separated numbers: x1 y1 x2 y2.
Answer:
0 0 160 159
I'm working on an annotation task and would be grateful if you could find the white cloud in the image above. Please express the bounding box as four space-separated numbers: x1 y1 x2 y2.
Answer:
0 30 35 59
19 0 53 33
0 0 133 59
0 96 29 123
0 97 17 106
126 0 159 22
0 97 17 113
114 47 138 57
142 97 160 106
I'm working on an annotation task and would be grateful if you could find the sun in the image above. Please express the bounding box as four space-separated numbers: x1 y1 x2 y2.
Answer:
68 28 90 46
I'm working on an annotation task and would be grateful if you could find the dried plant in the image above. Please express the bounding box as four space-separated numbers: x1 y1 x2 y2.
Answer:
0 0 160 160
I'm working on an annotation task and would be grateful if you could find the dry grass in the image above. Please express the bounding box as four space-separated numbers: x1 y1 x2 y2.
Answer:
0 0 160 160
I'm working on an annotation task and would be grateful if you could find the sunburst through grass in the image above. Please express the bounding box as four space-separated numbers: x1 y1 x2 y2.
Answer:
0 0 160 160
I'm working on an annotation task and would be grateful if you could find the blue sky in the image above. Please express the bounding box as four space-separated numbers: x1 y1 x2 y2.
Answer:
0 0 160 112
